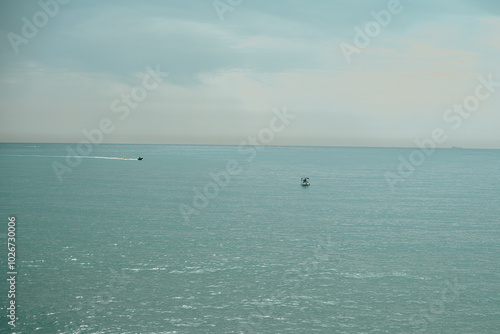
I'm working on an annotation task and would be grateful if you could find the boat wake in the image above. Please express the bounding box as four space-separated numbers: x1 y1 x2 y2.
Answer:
1 154 139 160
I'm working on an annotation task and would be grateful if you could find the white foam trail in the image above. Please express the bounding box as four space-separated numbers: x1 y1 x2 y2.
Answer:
1 154 138 160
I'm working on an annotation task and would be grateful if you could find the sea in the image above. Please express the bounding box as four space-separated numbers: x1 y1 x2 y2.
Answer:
0 143 499 334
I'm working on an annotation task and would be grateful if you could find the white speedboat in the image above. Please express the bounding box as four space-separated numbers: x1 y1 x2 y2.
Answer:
301 177 310 186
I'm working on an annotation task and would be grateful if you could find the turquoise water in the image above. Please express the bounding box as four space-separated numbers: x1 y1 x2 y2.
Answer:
1 143 499 333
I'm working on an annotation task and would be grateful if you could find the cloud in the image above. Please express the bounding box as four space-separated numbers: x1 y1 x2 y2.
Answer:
0 0 499 147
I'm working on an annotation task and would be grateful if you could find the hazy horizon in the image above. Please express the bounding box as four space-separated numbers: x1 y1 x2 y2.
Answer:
2 141 499 151
1 0 499 149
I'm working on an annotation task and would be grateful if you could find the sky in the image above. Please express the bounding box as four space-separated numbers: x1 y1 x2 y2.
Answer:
0 0 499 148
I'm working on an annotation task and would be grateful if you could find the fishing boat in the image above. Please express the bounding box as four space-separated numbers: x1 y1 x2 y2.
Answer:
301 177 310 186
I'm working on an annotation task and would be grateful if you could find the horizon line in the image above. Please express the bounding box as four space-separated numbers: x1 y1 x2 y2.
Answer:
0 141 498 151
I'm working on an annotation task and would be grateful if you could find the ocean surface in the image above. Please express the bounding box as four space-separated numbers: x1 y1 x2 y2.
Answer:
0 143 499 334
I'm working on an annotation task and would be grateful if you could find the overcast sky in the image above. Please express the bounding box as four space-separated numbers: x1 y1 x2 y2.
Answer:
0 0 499 148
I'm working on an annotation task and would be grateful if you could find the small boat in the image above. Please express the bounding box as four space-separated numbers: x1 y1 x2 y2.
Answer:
137 157 143 160
301 177 310 186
